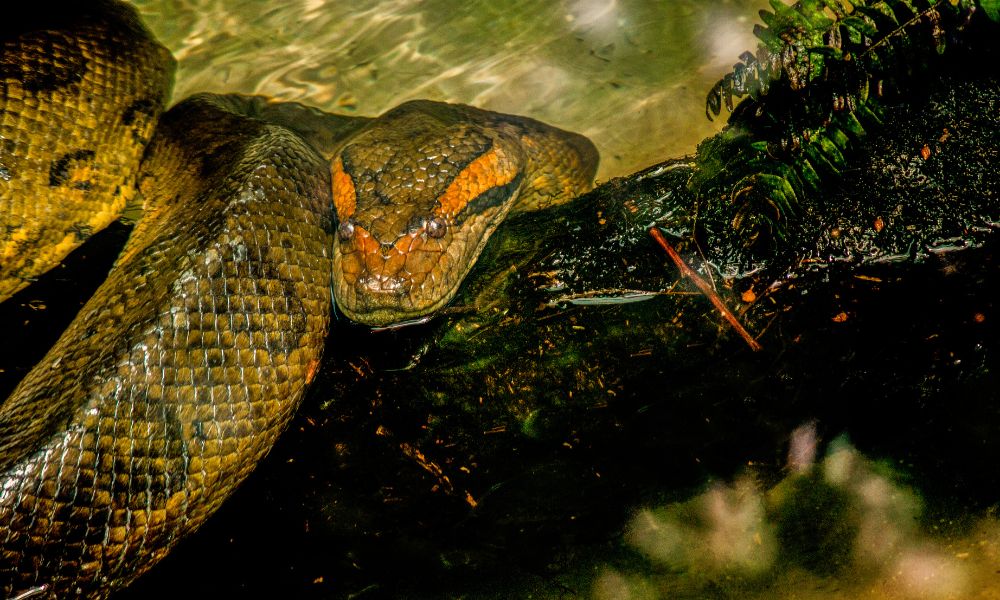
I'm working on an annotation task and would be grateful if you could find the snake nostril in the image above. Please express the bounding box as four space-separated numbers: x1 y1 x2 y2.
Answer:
337 219 355 241
426 216 447 238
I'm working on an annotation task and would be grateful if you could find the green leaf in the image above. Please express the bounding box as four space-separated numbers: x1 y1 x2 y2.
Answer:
841 15 879 38
856 100 884 127
753 23 785 53
824 125 852 152
766 159 808 198
820 0 849 18
805 143 840 177
807 45 845 60
833 111 867 140
816 135 847 167
768 0 815 32
758 173 799 217
853 5 901 29
980 0 1000 22
796 157 823 190
758 9 784 33
859 77 870 103
796 0 837 28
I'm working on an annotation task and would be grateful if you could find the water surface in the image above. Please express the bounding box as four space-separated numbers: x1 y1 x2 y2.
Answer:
129 0 769 180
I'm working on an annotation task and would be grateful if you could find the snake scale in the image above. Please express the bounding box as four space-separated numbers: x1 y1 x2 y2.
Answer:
0 1 597 597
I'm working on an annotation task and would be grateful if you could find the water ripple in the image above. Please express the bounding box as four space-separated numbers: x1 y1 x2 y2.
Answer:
128 0 767 181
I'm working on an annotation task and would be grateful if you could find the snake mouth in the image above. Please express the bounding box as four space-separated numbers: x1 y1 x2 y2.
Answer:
332 220 467 326
356 272 409 295
333 264 465 327
334 278 460 327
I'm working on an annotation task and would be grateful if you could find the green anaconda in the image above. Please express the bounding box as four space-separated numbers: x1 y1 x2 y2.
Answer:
0 2 598 597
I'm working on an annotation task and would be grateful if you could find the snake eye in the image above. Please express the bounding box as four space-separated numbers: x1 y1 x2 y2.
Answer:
337 219 356 241
426 216 447 238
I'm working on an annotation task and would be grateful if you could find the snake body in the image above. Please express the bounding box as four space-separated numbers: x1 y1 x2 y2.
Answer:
0 2 596 597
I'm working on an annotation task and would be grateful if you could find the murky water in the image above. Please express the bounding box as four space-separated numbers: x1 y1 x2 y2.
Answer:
128 0 769 180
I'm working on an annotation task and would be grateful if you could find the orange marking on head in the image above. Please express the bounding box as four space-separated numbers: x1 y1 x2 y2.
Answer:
331 157 357 220
436 147 518 218
341 225 414 292
353 225 381 257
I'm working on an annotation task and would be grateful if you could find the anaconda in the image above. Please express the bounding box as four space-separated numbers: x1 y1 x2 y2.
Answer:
0 2 597 597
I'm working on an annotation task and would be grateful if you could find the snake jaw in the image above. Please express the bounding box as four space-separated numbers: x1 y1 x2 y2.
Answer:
333 219 457 324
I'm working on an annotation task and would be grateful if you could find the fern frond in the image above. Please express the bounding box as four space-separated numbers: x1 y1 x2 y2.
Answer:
691 0 993 260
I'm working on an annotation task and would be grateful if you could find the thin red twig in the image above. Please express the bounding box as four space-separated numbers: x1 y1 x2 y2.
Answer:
648 227 762 351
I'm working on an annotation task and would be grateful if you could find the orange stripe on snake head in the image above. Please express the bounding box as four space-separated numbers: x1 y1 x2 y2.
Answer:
435 146 519 218
331 157 356 220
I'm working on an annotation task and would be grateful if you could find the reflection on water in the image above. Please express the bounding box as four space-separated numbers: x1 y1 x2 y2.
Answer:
606 424 994 600
128 0 768 180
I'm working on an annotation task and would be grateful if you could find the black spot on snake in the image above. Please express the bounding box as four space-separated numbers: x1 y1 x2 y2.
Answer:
121 98 159 144
0 137 16 181
48 149 96 189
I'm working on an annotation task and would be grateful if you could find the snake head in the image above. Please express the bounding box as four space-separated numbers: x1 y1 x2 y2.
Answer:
330 100 597 327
